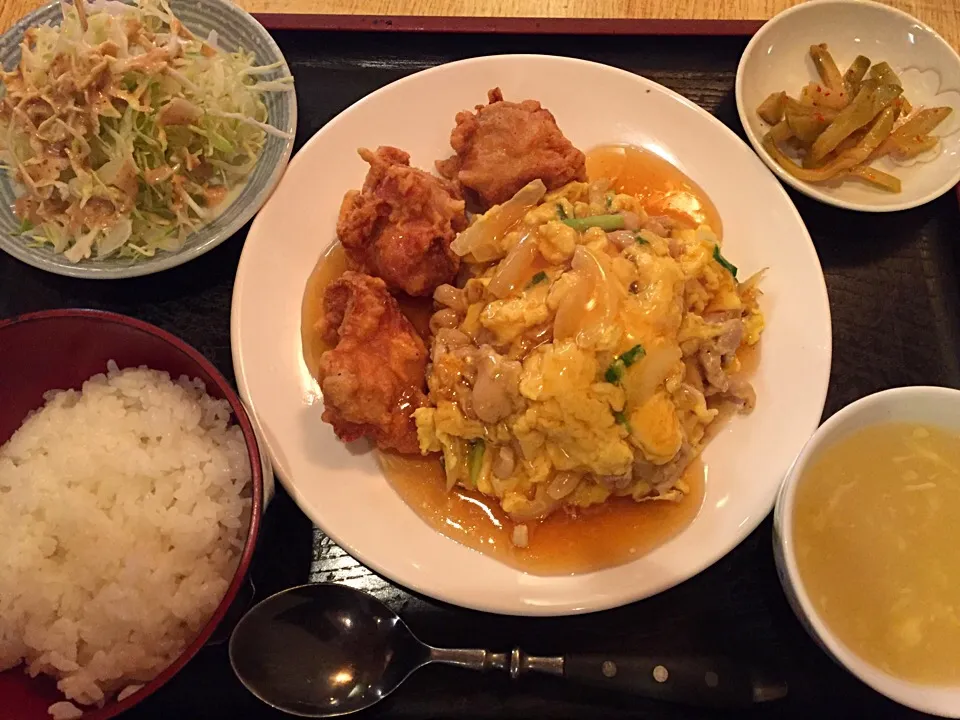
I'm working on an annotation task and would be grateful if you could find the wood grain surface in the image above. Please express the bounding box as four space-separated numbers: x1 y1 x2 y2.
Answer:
2 0 960 50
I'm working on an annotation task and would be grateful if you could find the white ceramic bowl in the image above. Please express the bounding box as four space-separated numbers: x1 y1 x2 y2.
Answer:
232 54 832 616
736 0 960 212
774 386 960 717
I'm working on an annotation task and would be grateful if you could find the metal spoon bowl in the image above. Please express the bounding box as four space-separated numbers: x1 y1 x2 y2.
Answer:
229 583 787 717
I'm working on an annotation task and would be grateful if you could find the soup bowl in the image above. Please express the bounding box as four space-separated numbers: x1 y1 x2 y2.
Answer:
774 385 960 717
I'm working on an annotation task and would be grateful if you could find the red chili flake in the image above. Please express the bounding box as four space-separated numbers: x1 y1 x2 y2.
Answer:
815 113 824 122
816 85 823 92
825 91 831 96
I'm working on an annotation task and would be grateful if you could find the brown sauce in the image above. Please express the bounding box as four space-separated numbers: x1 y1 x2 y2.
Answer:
301 145 725 575
380 452 704 575
586 144 723 237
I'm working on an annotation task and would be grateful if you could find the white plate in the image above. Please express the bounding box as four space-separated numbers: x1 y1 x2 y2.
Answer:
232 54 832 616
736 0 960 213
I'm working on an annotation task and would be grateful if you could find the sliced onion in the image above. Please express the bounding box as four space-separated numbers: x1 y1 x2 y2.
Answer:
739 268 768 294
487 231 539 298
571 246 618 347
553 271 592 341
627 344 682 406
450 179 546 259
554 247 623 344
96 217 132 256
546 471 581 500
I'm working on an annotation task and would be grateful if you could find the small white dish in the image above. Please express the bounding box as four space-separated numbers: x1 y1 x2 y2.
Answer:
774 386 960 717
736 0 960 212
232 54 832 616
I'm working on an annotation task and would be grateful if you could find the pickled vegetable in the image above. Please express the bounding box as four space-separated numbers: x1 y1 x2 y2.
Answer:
842 55 871 96
754 43 951 195
891 107 952 141
810 44 845 94
875 107 953 158
800 81 850 110
809 82 901 162
890 135 939 160
768 120 794 144
762 105 895 183
785 99 838 144
848 166 901 192
757 91 787 124
869 61 901 87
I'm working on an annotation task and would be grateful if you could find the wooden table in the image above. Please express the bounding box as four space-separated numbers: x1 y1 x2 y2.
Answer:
3 0 960 50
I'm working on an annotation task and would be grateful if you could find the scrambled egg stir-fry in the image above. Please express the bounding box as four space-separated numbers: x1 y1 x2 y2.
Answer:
414 179 763 541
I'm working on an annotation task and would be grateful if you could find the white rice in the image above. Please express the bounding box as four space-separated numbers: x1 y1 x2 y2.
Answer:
0 362 252 714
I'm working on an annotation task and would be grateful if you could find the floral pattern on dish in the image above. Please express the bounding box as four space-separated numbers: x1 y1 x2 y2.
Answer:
880 67 960 168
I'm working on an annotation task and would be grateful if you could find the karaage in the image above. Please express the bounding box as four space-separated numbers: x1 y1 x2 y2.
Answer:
337 146 467 297
438 88 586 208
316 271 428 454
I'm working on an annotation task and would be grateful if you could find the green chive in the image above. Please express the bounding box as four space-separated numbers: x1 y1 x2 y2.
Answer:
556 203 568 220
634 233 648 245
605 344 645 384
713 245 738 278
613 410 632 433
604 360 625 384
619 344 646 367
467 439 485 487
605 193 614 210
528 271 548 288
562 214 625 233
12 218 34 236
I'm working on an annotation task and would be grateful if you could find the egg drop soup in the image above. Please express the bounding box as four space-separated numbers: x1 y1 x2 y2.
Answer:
793 422 960 684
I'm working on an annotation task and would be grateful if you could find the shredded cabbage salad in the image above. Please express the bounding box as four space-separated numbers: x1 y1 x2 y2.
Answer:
0 0 294 262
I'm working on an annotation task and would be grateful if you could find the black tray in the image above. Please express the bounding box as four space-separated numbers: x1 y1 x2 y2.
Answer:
3 30 958 720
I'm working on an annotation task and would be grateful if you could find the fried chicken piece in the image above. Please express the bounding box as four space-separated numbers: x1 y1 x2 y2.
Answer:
438 88 587 208
317 271 428 454
337 147 468 297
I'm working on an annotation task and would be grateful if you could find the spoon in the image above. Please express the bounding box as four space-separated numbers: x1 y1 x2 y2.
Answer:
229 583 787 717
